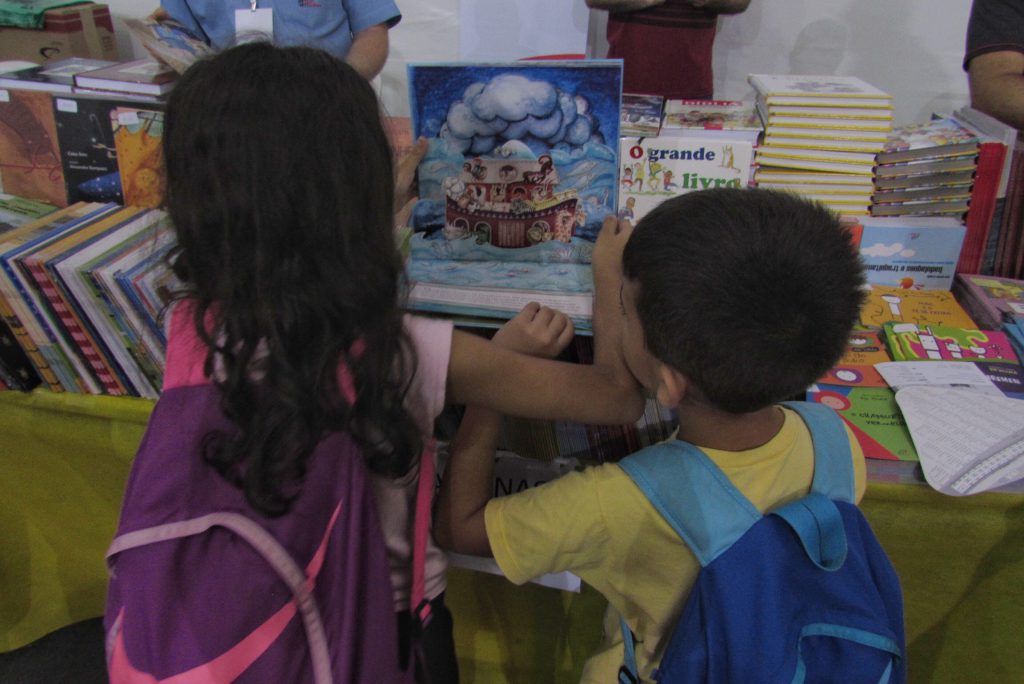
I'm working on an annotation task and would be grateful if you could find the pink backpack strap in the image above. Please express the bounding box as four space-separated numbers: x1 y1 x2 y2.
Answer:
411 439 436 628
106 512 334 684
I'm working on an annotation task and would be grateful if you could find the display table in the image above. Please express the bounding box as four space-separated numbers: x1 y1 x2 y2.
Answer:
2 389 1022 682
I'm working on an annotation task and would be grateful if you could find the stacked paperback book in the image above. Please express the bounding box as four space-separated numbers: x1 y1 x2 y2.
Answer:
0 201 181 398
750 74 894 216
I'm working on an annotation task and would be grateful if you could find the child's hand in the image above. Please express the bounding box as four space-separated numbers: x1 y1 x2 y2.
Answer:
394 137 429 217
147 7 170 21
493 302 574 359
591 215 633 286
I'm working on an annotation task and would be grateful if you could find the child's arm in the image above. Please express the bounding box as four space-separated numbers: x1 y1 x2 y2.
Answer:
446 217 643 425
435 305 575 556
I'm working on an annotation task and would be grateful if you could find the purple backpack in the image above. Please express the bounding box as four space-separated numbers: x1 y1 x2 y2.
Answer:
104 304 418 683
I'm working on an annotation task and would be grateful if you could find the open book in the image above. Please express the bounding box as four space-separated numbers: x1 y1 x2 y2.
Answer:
124 17 214 74
892 385 1024 495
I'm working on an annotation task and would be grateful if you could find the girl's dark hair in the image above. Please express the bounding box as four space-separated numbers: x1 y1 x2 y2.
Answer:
622 188 866 413
163 42 420 516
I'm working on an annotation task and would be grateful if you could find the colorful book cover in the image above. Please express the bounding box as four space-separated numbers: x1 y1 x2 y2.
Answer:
407 61 622 265
0 193 58 231
878 117 980 164
807 384 918 461
858 216 967 290
882 323 1020 364
0 88 68 207
620 93 664 137
661 100 761 131
111 107 165 208
124 17 215 74
617 136 753 224
954 274 1024 328
859 285 977 330
818 330 891 388
52 95 130 204
0 57 117 92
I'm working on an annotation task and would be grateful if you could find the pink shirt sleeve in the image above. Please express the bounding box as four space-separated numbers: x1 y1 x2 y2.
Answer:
402 314 454 434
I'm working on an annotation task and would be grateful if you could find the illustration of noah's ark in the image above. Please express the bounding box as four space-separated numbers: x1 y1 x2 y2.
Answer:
443 155 581 249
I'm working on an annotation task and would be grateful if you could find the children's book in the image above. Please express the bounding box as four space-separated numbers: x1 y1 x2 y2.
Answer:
817 330 892 388
0 88 68 207
754 169 875 186
73 59 178 97
110 107 165 208
859 285 977 330
620 93 664 137
882 322 1019 364
407 61 621 267
871 184 973 205
806 384 918 462
124 17 214 74
616 136 754 224
874 156 979 179
872 169 977 191
659 100 761 145
877 117 981 165
860 212 968 291
761 135 885 153
764 105 893 120
953 274 1024 329
868 200 970 219
748 74 893 101
0 193 58 231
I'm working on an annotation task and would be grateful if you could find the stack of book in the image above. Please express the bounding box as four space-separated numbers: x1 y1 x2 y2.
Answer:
0 202 181 397
954 274 1024 362
871 117 981 218
72 58 178 100
749 74 894 216
0 57 118 94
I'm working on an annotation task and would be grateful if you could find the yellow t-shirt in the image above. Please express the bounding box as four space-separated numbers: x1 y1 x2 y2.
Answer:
484 406 866 683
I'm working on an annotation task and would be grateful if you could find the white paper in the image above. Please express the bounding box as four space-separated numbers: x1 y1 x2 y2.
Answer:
894 386 1024 496
447 552 582 592
875 361 1002 395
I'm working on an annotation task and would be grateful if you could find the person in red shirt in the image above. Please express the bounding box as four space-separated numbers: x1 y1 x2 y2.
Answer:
586 0 751 100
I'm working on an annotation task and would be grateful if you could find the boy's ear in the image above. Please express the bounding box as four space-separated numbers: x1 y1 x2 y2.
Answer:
654 363 688 408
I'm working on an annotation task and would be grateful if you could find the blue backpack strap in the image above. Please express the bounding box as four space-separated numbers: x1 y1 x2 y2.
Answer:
782 401 856 503
617 441 762 682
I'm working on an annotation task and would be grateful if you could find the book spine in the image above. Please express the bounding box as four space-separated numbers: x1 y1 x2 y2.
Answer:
958 140 1008 274
20 256 119 394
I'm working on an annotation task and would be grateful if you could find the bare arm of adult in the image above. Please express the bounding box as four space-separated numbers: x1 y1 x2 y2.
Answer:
435 305 575 556
968 50 1024 130
345 22 390 81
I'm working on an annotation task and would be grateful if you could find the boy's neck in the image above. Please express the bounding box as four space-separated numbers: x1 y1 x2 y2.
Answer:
675 404 785 452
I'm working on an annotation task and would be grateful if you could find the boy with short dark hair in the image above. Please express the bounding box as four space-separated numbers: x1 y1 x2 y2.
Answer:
434 187 868 682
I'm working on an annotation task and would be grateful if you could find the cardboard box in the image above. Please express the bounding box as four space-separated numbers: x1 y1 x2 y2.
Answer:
0 3 118 64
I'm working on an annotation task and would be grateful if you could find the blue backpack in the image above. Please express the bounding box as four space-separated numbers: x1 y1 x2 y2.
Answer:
617 401 905 683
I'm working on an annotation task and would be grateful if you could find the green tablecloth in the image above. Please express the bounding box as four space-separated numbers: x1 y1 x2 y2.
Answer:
1 389 1022 682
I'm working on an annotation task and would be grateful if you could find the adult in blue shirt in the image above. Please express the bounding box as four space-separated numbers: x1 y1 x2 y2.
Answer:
157 0 400 80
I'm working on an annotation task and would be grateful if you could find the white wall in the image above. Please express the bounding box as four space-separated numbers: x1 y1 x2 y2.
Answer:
103 0 973 126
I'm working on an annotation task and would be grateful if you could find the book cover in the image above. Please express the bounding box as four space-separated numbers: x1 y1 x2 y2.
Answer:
617 136 754 224
858 215 966 290
807 384 918 461
111 107 165 208
871 184 973 205
883 322 1019 364
859 285 977 330
661 100 761 131
877 117 981 165
818 330 892 388
124 17 215 75
0 57 117 93
74 59 177 97
52 94 150 205
0 88 68 207
748 74 893 100
620 93 663 137
407 61 622 265
953 274 1024 329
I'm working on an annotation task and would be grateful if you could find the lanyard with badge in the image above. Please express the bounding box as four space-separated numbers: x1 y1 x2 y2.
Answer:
235 0 274 42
